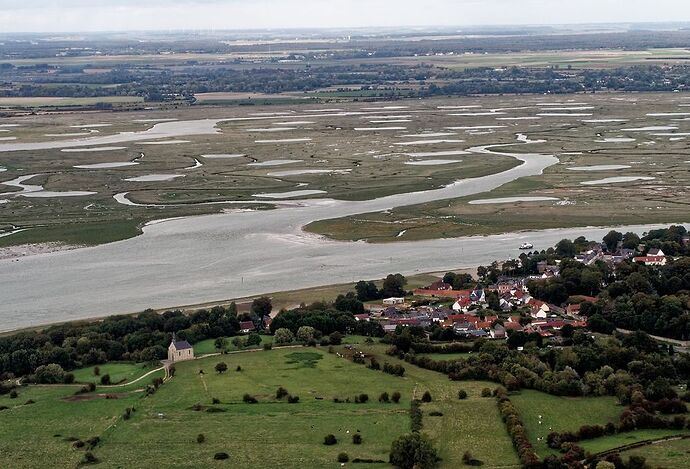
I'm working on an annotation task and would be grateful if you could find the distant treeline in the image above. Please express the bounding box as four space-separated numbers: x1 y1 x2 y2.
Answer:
1 63 689 101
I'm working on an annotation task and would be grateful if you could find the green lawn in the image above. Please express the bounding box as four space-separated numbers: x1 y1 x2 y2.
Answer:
510 389 623 457
193 335 273 355
620 437 690 467
71 362 155 385
0 343 521 468
417 352 471 361
580 429 690 455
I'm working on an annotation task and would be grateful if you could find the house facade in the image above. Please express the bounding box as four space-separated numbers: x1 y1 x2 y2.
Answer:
168 336 194 362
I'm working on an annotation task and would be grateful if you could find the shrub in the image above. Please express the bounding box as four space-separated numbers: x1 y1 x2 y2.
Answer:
236 365 242 372
206 407 225 413
274 328 295 345
9 390 17 399
458 390 468 400
379 392 390 403
197 434 205 444
329 331 343 345
212 397 220 404
80 451 98 465
481 388 492 398
287 395 300 404
213 452 229 460
276 387 289 399
100 374 111 385
324 434 337 445
93 366 100 376
242 394 258 404
410 400 423 432
421 391 432 403
428 411 443 417
320 337 330 346
353 433 362 445
392 391 402 403
358 393 369 403
389 433 439 469
215 362 228 374
337 452 349 463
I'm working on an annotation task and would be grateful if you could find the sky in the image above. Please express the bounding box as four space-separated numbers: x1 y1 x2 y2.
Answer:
0 0 688 33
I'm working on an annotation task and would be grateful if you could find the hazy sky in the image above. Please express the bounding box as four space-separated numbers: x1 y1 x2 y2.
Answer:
0 0 688 32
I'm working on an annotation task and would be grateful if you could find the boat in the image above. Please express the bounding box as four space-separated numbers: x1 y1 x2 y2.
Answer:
519 243 534 250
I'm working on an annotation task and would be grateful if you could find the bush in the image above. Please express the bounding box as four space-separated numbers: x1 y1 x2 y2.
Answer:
236 365 242 372
410 400 423 432
329 332 343 345
358 393 369 404
287 395 300 404
421 391 432 403
274 328 295 345
9 390 17 399
213 452 229 460
93 366 100 376
481 388 492 398
389 433 439 469
337 452 349 463
215 362 228 374
80 451 98 465
276 387 289 399
100 374 111 385
212 397 220 404
197 434 205 444
392 391 401 403
428 411 443 417
379 392 390 403
242 394 258 404
458 390 468 400
25 399 36 405
324 434 337 445
353 433 362 445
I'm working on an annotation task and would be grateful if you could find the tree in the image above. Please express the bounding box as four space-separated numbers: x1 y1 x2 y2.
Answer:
274 328 294 345
197 434 205 444
33 364 67 384
555 239 577 258
421 391 432 403
296 326 316 343
232 336 247 349
251 297 272 319
389 433 439 469
603 230 623 252
329 331 343 345
100 374 111 385
392 391 401 403
215 362 228 374
214 337 227 352
458 390 468 400
324 434 337 445
337 453 349 463
355 280 380 301
246 333 261 347
381 273 407 298
353 433 362 444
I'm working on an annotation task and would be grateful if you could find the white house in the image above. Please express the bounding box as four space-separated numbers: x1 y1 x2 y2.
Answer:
383 297 405 306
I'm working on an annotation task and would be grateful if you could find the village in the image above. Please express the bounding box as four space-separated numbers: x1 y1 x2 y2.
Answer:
352 233 689 344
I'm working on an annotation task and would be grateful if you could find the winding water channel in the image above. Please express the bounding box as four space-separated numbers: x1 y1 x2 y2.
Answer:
0 118 685 332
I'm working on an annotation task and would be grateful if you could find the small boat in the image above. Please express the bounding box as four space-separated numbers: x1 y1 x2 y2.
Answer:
519 243 534 250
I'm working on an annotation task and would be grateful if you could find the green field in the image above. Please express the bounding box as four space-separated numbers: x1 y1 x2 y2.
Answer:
511 390 623 457
619 437 690 467
2 340 682 467
71 362 156 385
192 335 273 355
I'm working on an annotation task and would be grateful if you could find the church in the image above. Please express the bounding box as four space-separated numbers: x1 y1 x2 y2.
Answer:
167 334 194 362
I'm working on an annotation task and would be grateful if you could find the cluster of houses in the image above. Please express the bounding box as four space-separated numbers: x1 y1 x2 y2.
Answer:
356 277 586 341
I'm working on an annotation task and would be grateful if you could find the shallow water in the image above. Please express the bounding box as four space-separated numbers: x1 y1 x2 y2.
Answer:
248 159 303 167
74 162 139 169
124 174 185 182
253 190 327 198
469 196 559 205
580 176 656 185
405 160 462 166
0 126 683 331
567 165 631 171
